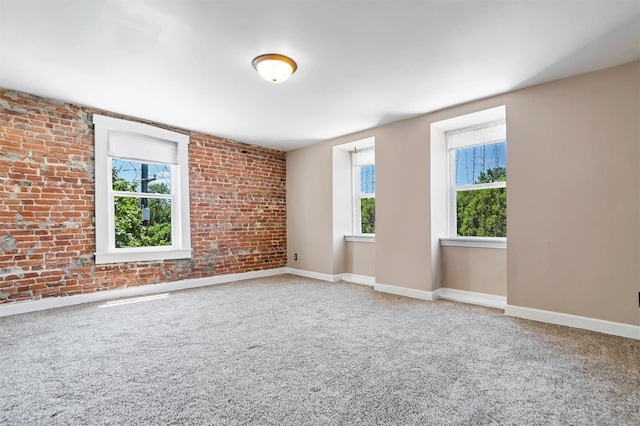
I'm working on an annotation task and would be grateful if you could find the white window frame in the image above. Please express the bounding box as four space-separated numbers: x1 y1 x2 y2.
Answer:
446 120 506 238
352 147 375 236
93 115 192 264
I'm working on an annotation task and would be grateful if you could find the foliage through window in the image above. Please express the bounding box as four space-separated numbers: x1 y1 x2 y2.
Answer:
112 160 173 248
353 148 375 234
447 121 506 237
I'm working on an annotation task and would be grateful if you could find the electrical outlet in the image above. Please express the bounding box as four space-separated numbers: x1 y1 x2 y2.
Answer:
294 253 298 261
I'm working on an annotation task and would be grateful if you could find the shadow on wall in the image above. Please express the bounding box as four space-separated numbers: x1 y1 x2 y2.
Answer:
374 113 420 128
511 14 640 92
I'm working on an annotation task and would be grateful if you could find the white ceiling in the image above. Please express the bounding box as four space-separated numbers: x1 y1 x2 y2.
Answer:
1 1 638 151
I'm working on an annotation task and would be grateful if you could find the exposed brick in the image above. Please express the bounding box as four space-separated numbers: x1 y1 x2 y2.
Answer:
0 88 287 303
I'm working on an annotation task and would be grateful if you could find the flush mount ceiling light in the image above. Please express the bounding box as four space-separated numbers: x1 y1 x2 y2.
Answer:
252 53 297 83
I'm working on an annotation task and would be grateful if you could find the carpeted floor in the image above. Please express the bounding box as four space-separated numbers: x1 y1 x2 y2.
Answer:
0 274 638 425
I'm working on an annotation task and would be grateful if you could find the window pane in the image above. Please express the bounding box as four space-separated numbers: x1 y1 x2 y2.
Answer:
360 165 375 195
455 141 506 186
456 188 506 237
360 197 375 234
112 159 171 194
114 196 172 248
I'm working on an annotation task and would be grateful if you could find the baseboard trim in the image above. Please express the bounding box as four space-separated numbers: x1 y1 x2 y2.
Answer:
374 283 437 301
340 273 375 286
505 304 640 340
285 268 341 282
0 267 288 318
286 270 434 301
6 266 636 340
435 288 506 309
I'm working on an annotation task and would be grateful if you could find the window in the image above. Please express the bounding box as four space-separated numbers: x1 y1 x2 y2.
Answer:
93 115 192 264
447 120 506 237
352 147 375 234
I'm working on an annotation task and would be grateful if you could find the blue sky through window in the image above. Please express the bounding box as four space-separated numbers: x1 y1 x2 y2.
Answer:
455 141 506 186
360 165 375 194
112 159 172 193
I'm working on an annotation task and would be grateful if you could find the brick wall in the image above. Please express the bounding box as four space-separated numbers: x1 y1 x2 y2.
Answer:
0 89 287 303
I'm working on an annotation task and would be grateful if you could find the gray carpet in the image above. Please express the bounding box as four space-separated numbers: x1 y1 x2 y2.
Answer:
0 274 638 425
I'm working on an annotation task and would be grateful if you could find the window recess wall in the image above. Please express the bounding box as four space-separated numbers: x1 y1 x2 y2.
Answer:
332 137 376 277
431 106 507 297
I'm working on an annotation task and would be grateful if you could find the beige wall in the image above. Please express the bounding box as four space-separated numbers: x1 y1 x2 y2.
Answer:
287 61 640 326
506 61 639 325
442 247 507 296
375 119 432 290
287 143 334 274
345 242 376 277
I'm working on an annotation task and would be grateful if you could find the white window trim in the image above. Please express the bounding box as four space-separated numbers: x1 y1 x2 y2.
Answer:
446 119 507 238
351 148 375 236
93 115 192 265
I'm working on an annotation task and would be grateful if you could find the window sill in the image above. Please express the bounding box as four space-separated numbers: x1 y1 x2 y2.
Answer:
440 237 506 249
345 235 375 243
95 248 193 265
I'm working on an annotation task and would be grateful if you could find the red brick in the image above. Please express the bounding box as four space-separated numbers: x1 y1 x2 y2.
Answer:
0 88 286 304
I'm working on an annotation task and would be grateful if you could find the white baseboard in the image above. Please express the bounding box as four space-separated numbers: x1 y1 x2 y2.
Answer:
286 270 434 302
505 304 640 340
6 265 636 341
0 267 287 318
286 269 375 287
434 288 506 309
340 273 375 286
285 267 341 282
374 283 437 301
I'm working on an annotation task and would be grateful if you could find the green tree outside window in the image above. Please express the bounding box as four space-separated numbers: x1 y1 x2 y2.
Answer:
456 166 506 237
113 168 172 248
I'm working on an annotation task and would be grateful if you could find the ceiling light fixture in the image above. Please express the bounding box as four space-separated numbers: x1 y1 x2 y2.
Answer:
252 53 297 83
